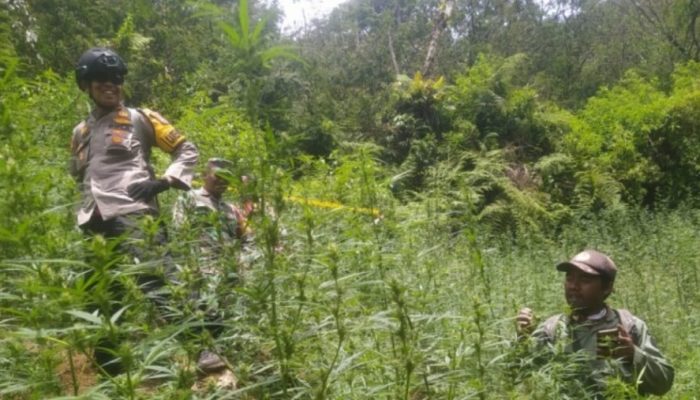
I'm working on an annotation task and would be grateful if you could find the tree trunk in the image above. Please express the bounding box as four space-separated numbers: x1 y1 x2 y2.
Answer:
388 2 401 76
422 0 455 76
388 29 400 76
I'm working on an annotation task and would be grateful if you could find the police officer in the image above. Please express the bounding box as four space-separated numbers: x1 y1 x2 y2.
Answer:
516 250 674 397
70 47 198 374
71 47 198 242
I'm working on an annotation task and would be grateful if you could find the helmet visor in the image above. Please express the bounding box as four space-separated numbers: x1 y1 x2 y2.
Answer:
89 71 124 85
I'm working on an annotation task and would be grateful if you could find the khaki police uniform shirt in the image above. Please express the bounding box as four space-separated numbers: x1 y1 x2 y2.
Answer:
532 306 674 396
70 106 198 225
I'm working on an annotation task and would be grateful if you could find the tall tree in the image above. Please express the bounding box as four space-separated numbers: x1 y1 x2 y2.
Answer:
626 0 700 61
422 0 454 76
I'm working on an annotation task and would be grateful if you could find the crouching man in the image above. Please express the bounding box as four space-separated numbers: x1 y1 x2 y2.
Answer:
516 250 674 397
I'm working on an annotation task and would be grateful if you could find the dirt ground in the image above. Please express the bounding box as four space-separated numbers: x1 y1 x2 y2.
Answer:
56 351 97 395
55 351 237 395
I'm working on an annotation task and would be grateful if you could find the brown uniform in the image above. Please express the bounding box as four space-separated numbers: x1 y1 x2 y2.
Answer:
70 105 198 225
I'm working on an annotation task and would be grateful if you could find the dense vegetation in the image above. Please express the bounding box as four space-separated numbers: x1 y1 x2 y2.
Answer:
2 0 700 398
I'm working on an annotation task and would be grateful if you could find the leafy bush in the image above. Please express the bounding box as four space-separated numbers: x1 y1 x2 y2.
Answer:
552 63 700 208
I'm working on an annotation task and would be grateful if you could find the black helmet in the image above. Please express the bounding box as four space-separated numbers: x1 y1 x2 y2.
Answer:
75 47 127 87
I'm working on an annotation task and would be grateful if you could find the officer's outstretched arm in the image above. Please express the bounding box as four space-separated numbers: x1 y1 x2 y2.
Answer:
139 108 199 189
163 140 198 190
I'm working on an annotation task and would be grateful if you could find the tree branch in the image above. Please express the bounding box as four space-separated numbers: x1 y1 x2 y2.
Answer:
687 0 700 60
627 0 691 59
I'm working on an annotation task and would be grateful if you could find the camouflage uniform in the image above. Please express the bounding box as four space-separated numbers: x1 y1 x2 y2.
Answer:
532 305 674 396
172 187 244 322
172 187 243 268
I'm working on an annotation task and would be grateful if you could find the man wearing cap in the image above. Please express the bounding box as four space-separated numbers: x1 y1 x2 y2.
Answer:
172 158 246 373
516 250 674 396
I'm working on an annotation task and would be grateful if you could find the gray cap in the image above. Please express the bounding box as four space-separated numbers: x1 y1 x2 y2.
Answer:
207 158 234 175
556 249 617 281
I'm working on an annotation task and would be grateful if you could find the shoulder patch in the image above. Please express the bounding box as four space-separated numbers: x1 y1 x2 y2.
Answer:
148 110 170 125
71 121 90 153
139 108 186 153
78 122 89 136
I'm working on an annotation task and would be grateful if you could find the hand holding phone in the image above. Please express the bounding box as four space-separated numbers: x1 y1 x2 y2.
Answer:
597 327 619 358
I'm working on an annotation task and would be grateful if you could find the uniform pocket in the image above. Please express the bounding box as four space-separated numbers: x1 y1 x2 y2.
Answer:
105 128 133 154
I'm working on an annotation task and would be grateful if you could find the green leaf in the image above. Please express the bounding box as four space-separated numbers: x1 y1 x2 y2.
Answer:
252 17 268 44
65 309 102 325
218 21 241 48
239 0 250 48
109 306 129 325
260 46 304 65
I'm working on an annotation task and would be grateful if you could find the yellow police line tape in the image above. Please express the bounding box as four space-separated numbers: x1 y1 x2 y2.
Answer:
193 179 382 217
285 195 381 218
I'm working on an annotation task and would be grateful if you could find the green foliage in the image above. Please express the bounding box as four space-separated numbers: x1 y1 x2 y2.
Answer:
0 60 81 259
382 55 568 236
174 92 251 165
446 53 554 159
294 142 390 213
0 6 15 61
384 72 448 164
548 64 700 207
644 61 700 206
193 0 304 127
573 71 667 191
2 74 699 400
4 1 700 398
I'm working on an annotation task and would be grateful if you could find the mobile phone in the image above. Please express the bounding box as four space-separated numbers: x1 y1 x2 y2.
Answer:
598 328 618 338
598 328 618 343
597 328 618 357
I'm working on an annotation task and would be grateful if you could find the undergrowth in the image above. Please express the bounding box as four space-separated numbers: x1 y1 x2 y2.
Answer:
1 54 698 399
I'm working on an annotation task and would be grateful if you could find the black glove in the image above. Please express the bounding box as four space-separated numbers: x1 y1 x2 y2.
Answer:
127 178 170 201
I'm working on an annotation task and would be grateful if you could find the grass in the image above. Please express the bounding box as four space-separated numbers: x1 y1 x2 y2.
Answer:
3 196 698 398
0 74 697 398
